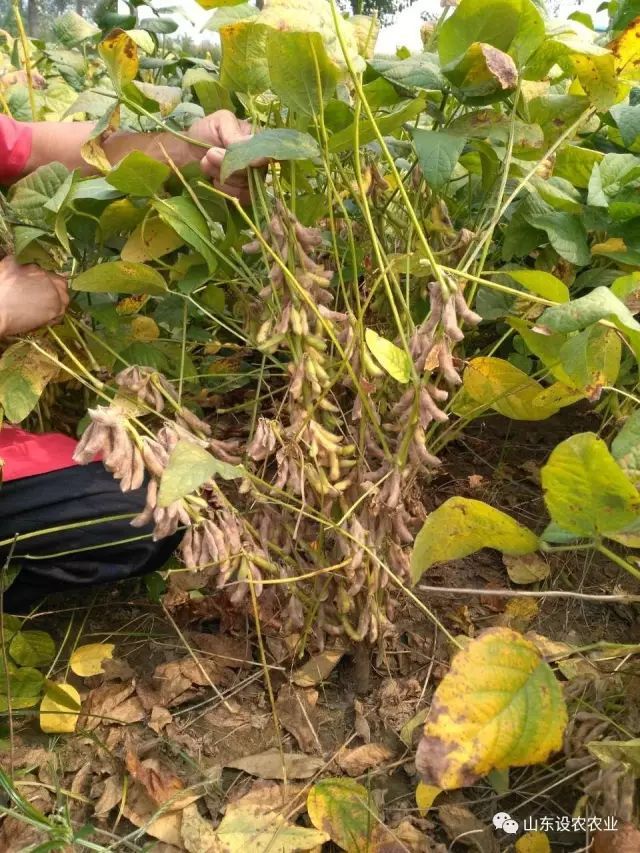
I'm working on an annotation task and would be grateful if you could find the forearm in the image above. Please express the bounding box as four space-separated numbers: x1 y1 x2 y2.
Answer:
23 121 206 178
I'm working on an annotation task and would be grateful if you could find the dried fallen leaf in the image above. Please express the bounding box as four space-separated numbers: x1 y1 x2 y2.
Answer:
40 682 81 734
593 822 640 853
214 800 329 852
275 684 320 753
336 743 394 777
125 751 185 807
497 598 539 631
149 705 173 734
94 774 123 819
70 643 115 677
503 553 550 585
79 681 145 730
438 804 498 852
226 748 324 781
354 699 371 744
187 632 253 669
181 803 218 853
292 648 344 687
229 780 307 820
122 784 183 847
383 818 435 852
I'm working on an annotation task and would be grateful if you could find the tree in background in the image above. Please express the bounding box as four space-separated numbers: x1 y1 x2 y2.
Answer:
341 0 419 23
0 0 99 37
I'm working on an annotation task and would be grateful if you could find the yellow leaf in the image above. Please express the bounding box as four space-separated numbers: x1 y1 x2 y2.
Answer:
308 777 377 853
411 496 538 581
365 328 412 383
40 682 81 734
130 316 160 342
70 643 115 677
99 29 139 90
499 598 539 632
592 237 627 255
415 782 442 816
416 628 567 789
608 16 640 81
461 357 567 421
213 800 328 852
121 218 185 263
516 831 551 853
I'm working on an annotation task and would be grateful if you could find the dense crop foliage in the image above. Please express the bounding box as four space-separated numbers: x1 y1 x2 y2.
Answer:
2 0 640 822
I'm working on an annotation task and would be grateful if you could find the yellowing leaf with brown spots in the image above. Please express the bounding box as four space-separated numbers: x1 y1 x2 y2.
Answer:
416 628 567 790
70 643 115 677
130 316 160 342
121 218 185 263
99 29 139 90
608 16 640 81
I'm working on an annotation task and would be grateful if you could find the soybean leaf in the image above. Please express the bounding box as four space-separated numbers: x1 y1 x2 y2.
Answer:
106 152 171 197
537 287 640 360
121 218 185 263
40 682 81 734
266 30 339 116
153 196 219 273
416 628 567 789
438 0 545 67
505 269 570 303
369 53 445 91
411 496 538 582
0 341 61 424
541 432 640 538
307 778 378 853
10 631 56 667
411 129 467 191
221 129 320 183
205 4 259 32
98 29 139 91
212 801 328 852
70 643 115 677
365 328 411 383
442 43 518 102
72 261 168 295
612 410 640 486
219 20 270 95
525 211 590 266
8 163 71 229
158 440 243 507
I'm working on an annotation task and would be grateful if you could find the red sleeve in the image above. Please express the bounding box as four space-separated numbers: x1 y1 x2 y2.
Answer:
0 115 32 184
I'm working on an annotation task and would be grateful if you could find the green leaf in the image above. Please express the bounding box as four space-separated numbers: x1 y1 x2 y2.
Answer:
411 129 467 192
152 196 220 273
554 145 603 189
612 410 640 486
158 440 244 507
537 287 640 360
369 53 445 91
0 341 60 425
266 30 339 117
106 152 171 197
525 211 590 266
610 103 640 147
557 325 621 400
10 631 56 667
541 432 640 538
416 628 567 789
438 0 545 67
588 153 640 207
72 262 168 296
0 667 44 710
531 176 583 215
8 163 71 229
365 328 411 383
328 97 426 154
505 269 570 303
307 778 379 853
411 496 538 582
221 129 320 183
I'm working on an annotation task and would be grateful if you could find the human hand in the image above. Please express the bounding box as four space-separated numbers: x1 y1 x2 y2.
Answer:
189 110 267 203
0 255 69 337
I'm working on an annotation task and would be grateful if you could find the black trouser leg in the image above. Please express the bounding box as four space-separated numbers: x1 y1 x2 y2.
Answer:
0 464 180 612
